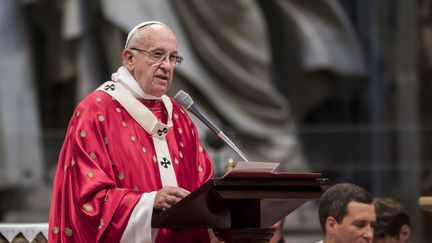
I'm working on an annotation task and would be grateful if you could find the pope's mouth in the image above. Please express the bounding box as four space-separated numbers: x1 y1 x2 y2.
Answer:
155 74 168 81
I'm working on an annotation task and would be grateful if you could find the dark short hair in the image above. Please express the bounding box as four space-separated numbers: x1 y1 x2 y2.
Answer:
318 183 373 234
373 197 410 239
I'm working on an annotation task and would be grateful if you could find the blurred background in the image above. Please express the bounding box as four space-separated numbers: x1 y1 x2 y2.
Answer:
0 0 431 242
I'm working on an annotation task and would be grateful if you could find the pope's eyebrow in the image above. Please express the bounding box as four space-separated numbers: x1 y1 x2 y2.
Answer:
149 47 178 55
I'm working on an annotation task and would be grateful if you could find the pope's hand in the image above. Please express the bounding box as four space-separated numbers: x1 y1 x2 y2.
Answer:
154 186 190 211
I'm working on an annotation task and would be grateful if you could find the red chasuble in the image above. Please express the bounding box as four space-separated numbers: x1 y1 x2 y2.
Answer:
49 90 214 242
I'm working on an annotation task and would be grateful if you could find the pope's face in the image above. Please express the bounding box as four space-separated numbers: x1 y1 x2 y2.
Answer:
124 25 178 97
332 201 376 243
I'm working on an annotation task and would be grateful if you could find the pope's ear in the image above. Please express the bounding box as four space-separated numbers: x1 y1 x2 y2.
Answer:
122 49 134 68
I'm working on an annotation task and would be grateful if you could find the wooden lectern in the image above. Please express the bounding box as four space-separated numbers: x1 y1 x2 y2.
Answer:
152 170 329 242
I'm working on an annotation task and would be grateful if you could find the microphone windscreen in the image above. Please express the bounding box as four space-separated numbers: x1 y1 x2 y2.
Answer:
174 90 194 109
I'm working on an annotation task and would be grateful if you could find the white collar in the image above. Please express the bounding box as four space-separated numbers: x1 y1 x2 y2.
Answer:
111 66 161 100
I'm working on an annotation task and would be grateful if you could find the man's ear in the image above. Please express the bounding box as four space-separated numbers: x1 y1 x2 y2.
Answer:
326 216 337 235
399 224 411 241
122 49 134 70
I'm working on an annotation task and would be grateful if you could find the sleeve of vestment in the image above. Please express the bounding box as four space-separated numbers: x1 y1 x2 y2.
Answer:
120 192 159 243
49 95 142 242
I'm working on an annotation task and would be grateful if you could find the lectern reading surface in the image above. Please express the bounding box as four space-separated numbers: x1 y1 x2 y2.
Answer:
152 168 328 229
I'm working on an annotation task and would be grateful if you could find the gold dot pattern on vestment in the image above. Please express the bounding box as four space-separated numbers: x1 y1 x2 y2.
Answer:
198 165 203 173
80 130 87 138
192 130 195 136
199 146 203 152
133 186 139 191
64 164 68 172
84 203 93 213
180 142 184 148
141 147 147 153
174 158 179 165
130 135 136 141
152 155 157 162
116 107 121 113
87 171 94 178
122 121 127 127
179 151 183 158
118 172 125 180
53 226 59 234
104 137 109 145
98 115 105 122
89 152 96 159
174 113 179 119
76 111 80 117
178 128 183 134
64 227 73 237
96 97 102 102
71 159 76 166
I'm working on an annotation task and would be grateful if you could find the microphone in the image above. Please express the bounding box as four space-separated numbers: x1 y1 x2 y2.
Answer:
174 90 249 162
